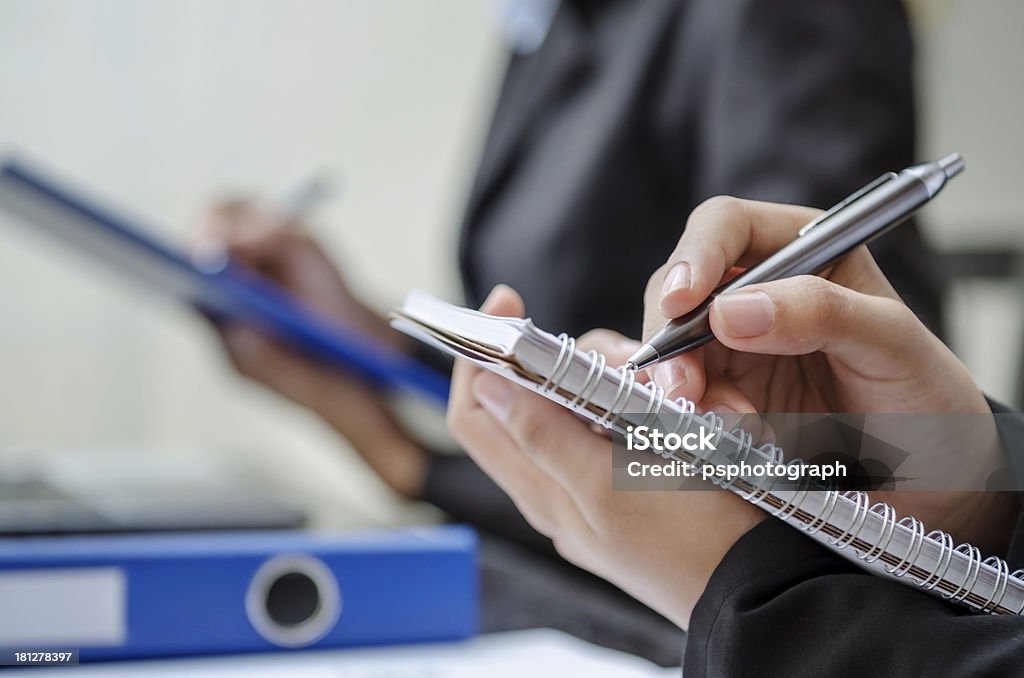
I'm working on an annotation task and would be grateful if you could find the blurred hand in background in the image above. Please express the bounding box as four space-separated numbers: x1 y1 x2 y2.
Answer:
198 200 428 498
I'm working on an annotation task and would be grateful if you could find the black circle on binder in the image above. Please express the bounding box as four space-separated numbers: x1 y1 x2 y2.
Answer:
246 554 342 647
266 572 321 627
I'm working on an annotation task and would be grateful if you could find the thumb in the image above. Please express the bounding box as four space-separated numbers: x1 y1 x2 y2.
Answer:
471 370 604 498
709 276 929 379
480 284 526 318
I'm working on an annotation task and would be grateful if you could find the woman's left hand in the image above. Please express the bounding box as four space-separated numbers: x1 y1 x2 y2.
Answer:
447 285 765 630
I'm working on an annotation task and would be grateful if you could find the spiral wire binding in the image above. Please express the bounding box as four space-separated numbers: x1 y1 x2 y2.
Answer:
801 486 840 537
859 503 897 564
542 333 1024 615
981 557 1010 613
830 491 870 549
949 544 983 602
570 350 605 409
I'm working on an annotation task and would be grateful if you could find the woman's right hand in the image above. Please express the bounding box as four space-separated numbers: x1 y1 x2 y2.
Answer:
197 200 427 498
645 196 1018 552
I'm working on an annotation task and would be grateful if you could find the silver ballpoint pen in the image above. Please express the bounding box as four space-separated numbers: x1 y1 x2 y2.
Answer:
626 152 966 372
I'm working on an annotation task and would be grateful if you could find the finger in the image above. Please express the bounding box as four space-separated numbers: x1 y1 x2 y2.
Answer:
451 370 584 537
650 349 707 404
576 329 638 362
470 287 604 497
446 285 525 399
695 378 757 417
471 370 608 502
709 275 929 380
200 200 271 242
220 324 284 378
196 201 278 268
447 286 587 536
219 324 326 405
478 284 525 319
656 197 822 319
821 245 900 300
566 329 648 438
199 198 249 240
577 329 649 385
229 228 315 271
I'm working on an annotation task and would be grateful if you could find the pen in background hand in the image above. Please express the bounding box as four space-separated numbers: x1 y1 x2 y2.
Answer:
626 153 966 372
274 172 335 227
193 172 335 272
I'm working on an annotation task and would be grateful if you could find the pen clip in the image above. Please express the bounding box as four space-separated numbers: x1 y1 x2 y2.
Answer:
797 172 898 237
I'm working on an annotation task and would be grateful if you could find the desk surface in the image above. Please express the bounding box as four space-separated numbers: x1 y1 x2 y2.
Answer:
4 629 680 677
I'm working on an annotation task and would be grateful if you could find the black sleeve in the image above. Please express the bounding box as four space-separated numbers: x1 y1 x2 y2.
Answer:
687 401 1024 677
683 0 944 333
685 519 1024 678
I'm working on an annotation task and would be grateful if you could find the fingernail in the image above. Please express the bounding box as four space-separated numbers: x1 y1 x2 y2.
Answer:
653 361 688 396
706 403 735 414
660 262 691 298
472 372 514 422
715 291 775 337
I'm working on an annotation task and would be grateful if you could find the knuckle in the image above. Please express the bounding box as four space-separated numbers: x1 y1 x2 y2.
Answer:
880 296 914 323
687 196 747 266
800 276 844 328
516 411 555 455
689 196 747 240
578 328 608 345
516 502 556 538
578 328 624 354
879 297 922 341
692 195 743 222
551 536 580 564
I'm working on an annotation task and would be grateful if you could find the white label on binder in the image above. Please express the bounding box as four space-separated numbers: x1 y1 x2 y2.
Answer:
0 567 126 646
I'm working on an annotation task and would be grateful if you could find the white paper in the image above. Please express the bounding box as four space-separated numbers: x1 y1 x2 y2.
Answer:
0 567 125 646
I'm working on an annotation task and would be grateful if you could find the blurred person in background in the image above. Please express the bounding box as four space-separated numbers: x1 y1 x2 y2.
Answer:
201 0 942 658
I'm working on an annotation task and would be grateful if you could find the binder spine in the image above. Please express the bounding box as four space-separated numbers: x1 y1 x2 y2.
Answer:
545 334 1024 616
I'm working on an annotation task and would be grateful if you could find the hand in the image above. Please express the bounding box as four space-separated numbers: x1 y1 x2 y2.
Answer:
447 285 766 630
646 196 1017 552
198 200 426 497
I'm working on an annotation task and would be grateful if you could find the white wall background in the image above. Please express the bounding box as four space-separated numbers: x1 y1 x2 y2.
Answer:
0 0 1021 524
0 0 504 525
913 0 1024 403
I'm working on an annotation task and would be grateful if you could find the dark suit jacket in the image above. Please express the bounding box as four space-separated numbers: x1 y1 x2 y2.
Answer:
685 403 1024 677
421 0 950 664
458 0 943 340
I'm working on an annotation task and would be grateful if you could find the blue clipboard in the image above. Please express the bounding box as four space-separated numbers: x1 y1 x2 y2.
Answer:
0 155 450 404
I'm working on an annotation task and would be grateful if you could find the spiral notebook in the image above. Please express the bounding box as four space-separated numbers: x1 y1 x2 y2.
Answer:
391 291 1024 616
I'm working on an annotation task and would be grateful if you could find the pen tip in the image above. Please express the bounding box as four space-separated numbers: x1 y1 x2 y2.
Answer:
624 343 659 372
938 152 965 178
